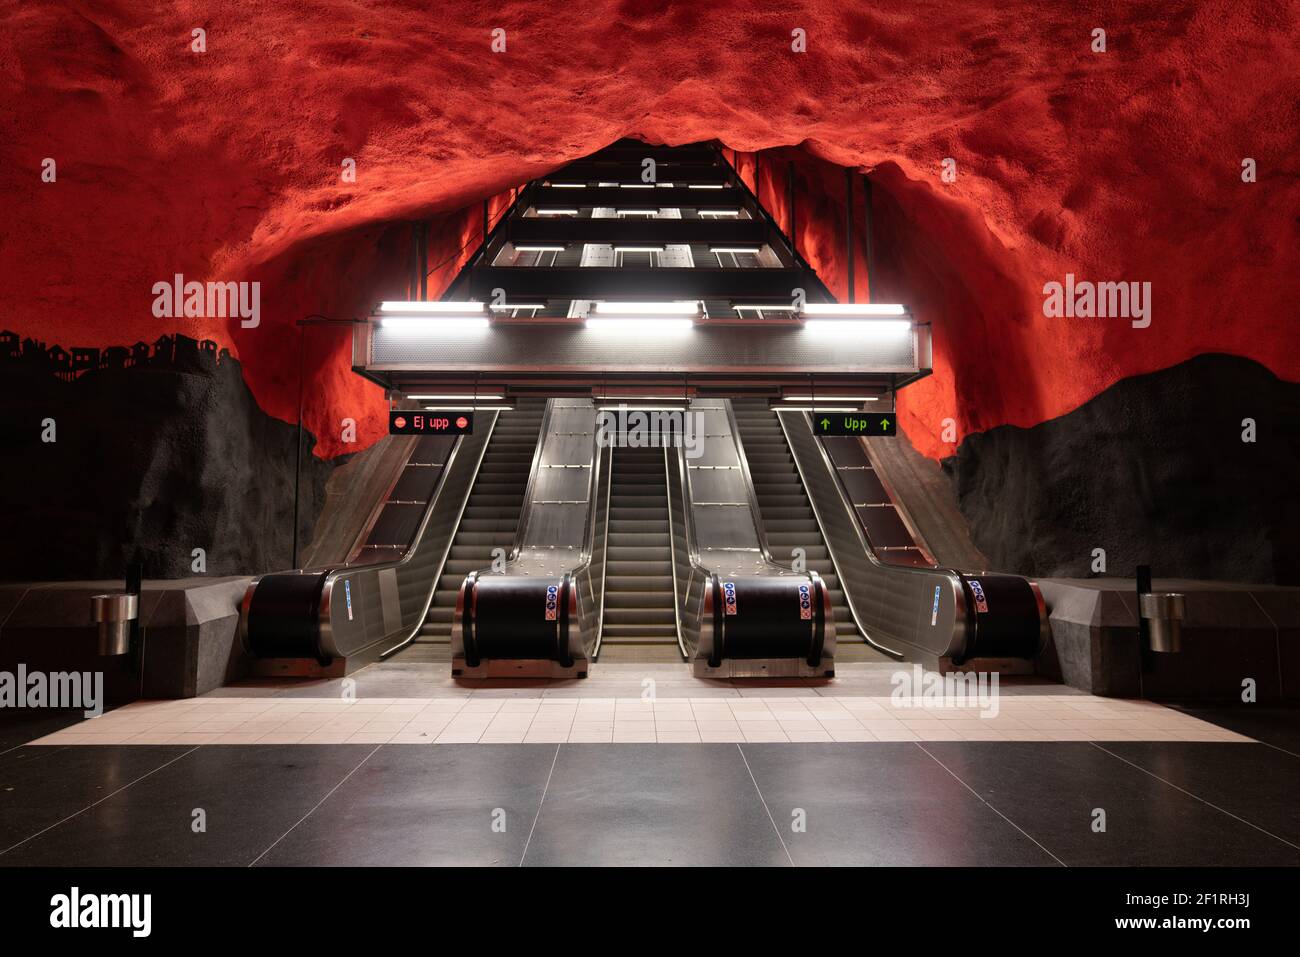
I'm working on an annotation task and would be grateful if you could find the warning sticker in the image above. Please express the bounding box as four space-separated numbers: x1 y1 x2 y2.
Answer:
968 579 989 614
930 585 940 626
545 584 559 621
797 583 812 620
722 581 738 616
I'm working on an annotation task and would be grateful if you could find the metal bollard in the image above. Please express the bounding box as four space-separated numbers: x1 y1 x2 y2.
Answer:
91 593 138 656
1139 592 1185 653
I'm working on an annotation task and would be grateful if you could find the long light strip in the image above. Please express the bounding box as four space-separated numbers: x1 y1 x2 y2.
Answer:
782 395 879 402
710 246 762 254
546 183 586 188
613 245 665 253
777 406 864 413
487 302 546 310
514 244 566 252
688 184 726 189
733 303 797 311
379 300 484 314
535 208 578 216
698 209 741 216
423 405 514 411
409 394 505 400
593 300 700 315
800 303 908 316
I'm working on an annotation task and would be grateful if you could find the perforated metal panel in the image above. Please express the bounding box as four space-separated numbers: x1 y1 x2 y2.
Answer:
368 323 918 375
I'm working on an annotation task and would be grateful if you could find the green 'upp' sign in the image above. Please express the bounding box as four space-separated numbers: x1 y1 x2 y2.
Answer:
813 414 897 437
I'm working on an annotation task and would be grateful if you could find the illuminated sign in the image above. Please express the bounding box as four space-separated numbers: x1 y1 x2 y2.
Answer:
389 411 473 435
814 413 897 437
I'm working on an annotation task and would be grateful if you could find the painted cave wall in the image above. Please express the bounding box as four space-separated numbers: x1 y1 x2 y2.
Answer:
2 1 1297 582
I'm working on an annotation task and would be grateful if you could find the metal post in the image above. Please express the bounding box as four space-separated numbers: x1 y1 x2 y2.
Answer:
862 175 875 304
291 327 305 568
845 168 855 303
787 161 796 244
417 221 428 300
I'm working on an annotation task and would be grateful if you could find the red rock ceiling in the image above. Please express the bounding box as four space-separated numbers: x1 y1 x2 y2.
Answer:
3 1 1297 459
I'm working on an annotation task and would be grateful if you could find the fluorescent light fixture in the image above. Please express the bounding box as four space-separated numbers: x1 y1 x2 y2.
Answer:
487 302 545 310
619 184 655 189
514 244 566 252
800 303 908 316
596 403 689 411
782 395 879 402
593 301 700 315
803 319 912 337
423 405 514 411
381 316 490 332
613 245 665 253
379 300 484 314
689 184 725 189
546 183 586 188
409 393 505 400
535 208 578 216
733 303 797 311
777 406 863 413
698 209 740 216
615 209 657 216
584 318 694 333
710 246 762 255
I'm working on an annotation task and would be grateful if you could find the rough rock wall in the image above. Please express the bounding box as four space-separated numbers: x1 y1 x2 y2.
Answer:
0 348 338 581
946 354 1300 584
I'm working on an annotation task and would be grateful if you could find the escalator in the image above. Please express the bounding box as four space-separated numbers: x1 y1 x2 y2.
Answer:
730 399 892 663
597 446 682 662
400 399 546 661
240 400 546 666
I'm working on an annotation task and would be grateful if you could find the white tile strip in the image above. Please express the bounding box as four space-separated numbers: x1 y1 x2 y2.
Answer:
27 694 1253 746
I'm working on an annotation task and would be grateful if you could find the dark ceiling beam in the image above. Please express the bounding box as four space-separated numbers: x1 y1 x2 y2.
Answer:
507 218 766 245
554 163 728 184
527 186 746 208
466 266 813 300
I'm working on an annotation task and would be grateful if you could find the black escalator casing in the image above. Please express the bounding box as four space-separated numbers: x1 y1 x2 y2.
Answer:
959 574 1047 660
242 571 327 659
463 574 574 662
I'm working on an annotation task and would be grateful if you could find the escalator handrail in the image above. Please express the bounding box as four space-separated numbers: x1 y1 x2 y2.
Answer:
660 445 691 659
371 410 503 658
721 398 785 568
508 398 557 562
776 409 970 658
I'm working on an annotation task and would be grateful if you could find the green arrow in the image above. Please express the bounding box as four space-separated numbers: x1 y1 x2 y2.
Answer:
820 417 830 430
880 418 891 430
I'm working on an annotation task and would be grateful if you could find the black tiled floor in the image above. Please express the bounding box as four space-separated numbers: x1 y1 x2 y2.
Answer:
2 740 1297 867
2 745 376 866
1098 741 1300 851
255 744 558 866
1171 705 1300 754
921 742 1300 866
740 742 1060 866
0 745 192 856
521 744 792 866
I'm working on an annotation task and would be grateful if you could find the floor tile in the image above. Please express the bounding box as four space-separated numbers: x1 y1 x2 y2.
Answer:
1 745 373 865
254 745 558 866
738 743 1060 866
521 744 789 866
